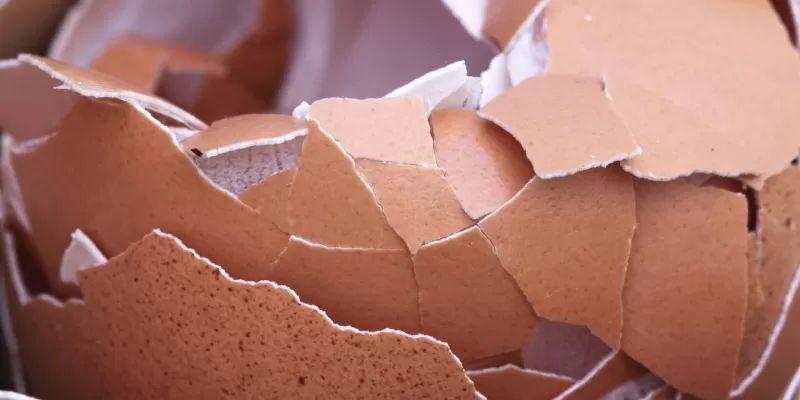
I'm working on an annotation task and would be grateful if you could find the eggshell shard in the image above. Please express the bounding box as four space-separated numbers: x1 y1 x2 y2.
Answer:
354 159 473 253
412 226 537 361
431 110 534 219
623 179 748 400
239 168 297 233
545 0 800 181
268 236 420 333
3 230 481 399
91 35 224 94
468 365 575 400
0 392 38 400
479 75 640 179
479 53 511 107
307 97 436 167
606 75 746 180
479 166 635 348
555 351 648 400
522 319 612 380
10 97 288 296
482 0 543 50
0 0 73 58
58 230 107 286
181 114 306 157
731 269 800 400
286 121 404 249
385 61 472 114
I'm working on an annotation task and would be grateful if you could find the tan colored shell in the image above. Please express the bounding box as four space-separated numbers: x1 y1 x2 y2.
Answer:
0 0 799 398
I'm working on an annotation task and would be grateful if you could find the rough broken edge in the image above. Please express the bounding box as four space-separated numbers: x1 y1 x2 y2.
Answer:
187 128 307 158
554 350 641 400
10 54 206 130
731 266 800 397
4 227 487 399
58 229 107 286
385 61 473 114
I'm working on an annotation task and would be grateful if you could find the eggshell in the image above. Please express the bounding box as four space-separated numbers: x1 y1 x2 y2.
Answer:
413 226 537 361
181 113 306 157
354 159 473 253
623 179 748 399
269 236 420 333
479 166 635 348
468 365 574 400
555 351 648 400
239 169 297 233
286 121 404 249
431 109 533 219
308 97 436 167
480 75 640 179
3 230 481 399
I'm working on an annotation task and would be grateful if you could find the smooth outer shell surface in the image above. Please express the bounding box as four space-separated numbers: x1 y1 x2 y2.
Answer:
606 76 743 180
431 110 533 219
286 121 405 249
181 114 306 157
4 231 481 400
239 168 297 233
468 365 574 400
308 97 436 167
479 166 635 348
91 35 224 93
623 179 748 400
11 98 288 296
268 237 420 333
545 0 800 180
354 159 473 254
413 226 537 361
480 75 640 179
555 351 648 400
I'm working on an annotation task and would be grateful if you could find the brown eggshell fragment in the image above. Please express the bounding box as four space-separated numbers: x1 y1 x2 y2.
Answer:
239 169 296 233
463 350 525 370
468 365 574 400
522 319 612 380
479 75 640 179
556 351 648 400
605 75 744 180
11 98 288 296
308 97 436 167
181 114 306 157
286 121 404 249
4 231 482 400
412 226 537 361
268 236 420 333
479 166 635 348
355 159 473 253
623 179 748 400
545 0 800 180
430 109 533 219
92 35 224 94
18 54 205 129
731 269 800 400
482 0 543 50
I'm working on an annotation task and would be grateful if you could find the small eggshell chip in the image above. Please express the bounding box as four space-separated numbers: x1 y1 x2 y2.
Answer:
479 75 640 179
181 114 306 157
413 226 537 361
623 179 748 400
479 166 635 348
269 237 420 333
355 159 473 253
431 109 533 219
286 121 405 249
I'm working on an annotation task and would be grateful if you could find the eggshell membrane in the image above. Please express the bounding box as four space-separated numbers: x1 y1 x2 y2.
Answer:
413 226 537 361
731 269 800 400
3 230 481 400
482 0 543 50
479 166 635 348
286 121 404 249
58 230 107 287
10 97 288 297
544 0 800 180
479 75 640 179
556 351 648 400
735 166 800 391
431 109 533 219
91 35 224 93
354 159 473 253
522 319 612 380
623 179 747 400
0 392 38 400
645 386 677 400
605 75 744 180
268 236 420 333
181 113 306 157
468 365 574 400
308 97 436 167
464 350 525 370
239 168 296 233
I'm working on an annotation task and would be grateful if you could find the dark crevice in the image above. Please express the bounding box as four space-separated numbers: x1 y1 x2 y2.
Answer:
770 0 798 46
6 221 53 299
745 186 760 233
